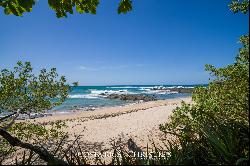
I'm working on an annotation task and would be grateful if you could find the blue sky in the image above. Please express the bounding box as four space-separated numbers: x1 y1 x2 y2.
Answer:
0 0 249 85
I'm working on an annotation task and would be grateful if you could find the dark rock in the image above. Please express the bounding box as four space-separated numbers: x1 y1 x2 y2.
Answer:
106 94 156 102
150 86 194 93
166 88 193 93
99 93 106 96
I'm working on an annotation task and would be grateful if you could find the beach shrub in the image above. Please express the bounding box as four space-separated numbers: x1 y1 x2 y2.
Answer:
0 61 69 114
159 1 249 164
0 61 71 165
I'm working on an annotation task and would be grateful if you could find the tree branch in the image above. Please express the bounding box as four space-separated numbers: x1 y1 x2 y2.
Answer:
0 112 17 122
2 112 20 130
0 129 68 165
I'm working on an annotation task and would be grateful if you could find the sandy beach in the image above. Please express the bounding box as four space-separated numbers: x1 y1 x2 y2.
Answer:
27 97 192 153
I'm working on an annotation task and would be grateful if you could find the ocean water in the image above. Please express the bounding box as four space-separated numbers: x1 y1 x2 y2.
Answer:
52 85 202 111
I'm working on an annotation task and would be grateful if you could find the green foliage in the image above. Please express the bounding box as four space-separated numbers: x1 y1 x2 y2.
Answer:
0 0 34 16
118 0 132 14
0 61 69 114
0 0 248 165
158 36 249 164
72 81 79 87
229 0 249 14
159 2 249 164
0 61 70 164
0 0 133 18
237 35 249 64
48 0 99 18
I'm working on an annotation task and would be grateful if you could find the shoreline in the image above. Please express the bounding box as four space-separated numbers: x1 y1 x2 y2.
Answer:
27 96 192 124
19 97 193 163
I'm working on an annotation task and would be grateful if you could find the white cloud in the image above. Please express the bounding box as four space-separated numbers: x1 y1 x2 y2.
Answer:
78 64 146 72
78 66 99 71
136 64 146 67
79 66 87 70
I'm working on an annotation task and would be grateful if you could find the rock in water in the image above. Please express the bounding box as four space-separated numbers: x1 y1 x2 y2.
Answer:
106 94 156 102
166 88 193 93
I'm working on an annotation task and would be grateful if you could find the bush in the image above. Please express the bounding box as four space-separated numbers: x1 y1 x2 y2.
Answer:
159 25 249 166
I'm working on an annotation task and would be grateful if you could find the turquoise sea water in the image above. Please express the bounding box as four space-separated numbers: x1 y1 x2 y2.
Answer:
53 85 203 111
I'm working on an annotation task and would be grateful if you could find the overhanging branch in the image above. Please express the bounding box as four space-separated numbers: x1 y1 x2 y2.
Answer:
0 112 17 122
0 129 68 165
2 112 20 130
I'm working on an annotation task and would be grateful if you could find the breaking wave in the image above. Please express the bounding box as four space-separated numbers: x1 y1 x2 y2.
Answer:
68 94 99 99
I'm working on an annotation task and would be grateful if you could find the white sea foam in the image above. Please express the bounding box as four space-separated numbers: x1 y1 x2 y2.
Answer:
166 86 194 89
108 86 140 89
140 85 193 94
90 89 137 96
68 94 99 99
91 90 127 94
139 87 155 91
68 89 138 99
144 90 178 95
68 86 192 99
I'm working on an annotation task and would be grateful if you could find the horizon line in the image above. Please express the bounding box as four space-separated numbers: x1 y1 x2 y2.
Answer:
72 83 208 86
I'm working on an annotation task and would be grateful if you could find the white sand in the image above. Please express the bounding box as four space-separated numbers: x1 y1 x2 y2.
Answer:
28 97 192 153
